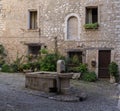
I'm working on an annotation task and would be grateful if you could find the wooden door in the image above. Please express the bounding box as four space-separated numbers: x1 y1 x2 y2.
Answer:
98 50 111 78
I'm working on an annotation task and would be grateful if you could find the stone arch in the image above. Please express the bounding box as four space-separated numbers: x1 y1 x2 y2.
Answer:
65 13 80 40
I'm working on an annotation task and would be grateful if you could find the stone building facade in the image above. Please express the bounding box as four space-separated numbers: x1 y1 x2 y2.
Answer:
0 0 120 78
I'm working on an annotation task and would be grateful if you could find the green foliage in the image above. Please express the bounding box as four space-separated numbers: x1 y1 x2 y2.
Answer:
71 55 80 65
40 53 58 71
78 64 97 82
40 48 48 54
28 62 40 72
1 52 25 73
0 56 5 66
0 45 7 67
82 71 97 82
1 64 13 73
66 55 80 65
65 56 80 72
0 45 5 55
25 53 41 72
21 63 31 70
84 23 99 29
26 54 35 61
10 54 25 72
34 61 41 71
78 63 88 74
109 62 119 79
40 53 64 72
1 51 65 73
67 66 80 73
56 53 65 60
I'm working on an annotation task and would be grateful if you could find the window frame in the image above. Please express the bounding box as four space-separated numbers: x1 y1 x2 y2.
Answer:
28 10 38 30
68 51 83 64
85 6 98 24
28 44 41 56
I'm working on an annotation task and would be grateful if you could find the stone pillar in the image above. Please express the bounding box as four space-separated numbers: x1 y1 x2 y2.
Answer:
57 60 65 73
57 60 65 93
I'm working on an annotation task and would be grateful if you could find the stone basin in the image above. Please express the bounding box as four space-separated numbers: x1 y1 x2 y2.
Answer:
25 71 73 94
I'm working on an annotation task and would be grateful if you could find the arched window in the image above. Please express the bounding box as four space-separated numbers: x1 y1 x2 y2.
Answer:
65 13 80 40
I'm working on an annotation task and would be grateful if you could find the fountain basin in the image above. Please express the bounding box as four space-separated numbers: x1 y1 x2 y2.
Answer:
25 71 73 94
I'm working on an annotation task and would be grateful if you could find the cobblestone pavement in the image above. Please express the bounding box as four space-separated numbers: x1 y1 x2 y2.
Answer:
0 73 119 111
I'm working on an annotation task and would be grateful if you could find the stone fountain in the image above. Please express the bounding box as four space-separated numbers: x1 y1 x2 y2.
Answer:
25 60 73 94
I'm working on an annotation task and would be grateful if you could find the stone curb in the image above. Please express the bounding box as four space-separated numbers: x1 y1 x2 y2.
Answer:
24 89 87 102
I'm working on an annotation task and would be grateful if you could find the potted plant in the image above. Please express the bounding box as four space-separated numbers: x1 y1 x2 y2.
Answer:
109 62 119 83
84 23 99 29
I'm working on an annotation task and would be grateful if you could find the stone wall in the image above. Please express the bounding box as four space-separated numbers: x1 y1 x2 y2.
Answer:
0 0 120 75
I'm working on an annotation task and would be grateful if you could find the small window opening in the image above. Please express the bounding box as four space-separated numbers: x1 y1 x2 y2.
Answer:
29 11 37 29
28 45 41 56
68 51 83 64
86 7 98 24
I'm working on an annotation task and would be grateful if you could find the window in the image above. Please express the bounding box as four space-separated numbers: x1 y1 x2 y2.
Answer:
28 44 41 55
29 11 37 29
68 51 83 64
86 7 98 24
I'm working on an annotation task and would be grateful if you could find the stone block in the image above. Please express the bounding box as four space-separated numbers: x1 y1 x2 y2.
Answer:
57 60 65 73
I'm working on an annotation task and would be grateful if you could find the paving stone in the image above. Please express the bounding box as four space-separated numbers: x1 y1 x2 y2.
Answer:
0 73 119 111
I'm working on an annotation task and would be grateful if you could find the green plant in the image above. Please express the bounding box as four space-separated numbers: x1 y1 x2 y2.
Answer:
40 53 64 72
26 54 36 62
109 62 119 80
0 45 5 55
84 23 99 29
0 45 7 67
0 56 5 66
71 55 80 65
21 63 31 70
65 56 80 72
1 64 13 73
34 61 41 71
56 52 65 60
28 61 40 72
40 53 58 71
40 48 48 54
78 63 88 74
10 54 25 72
82 71 97 82
67 66 80 73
